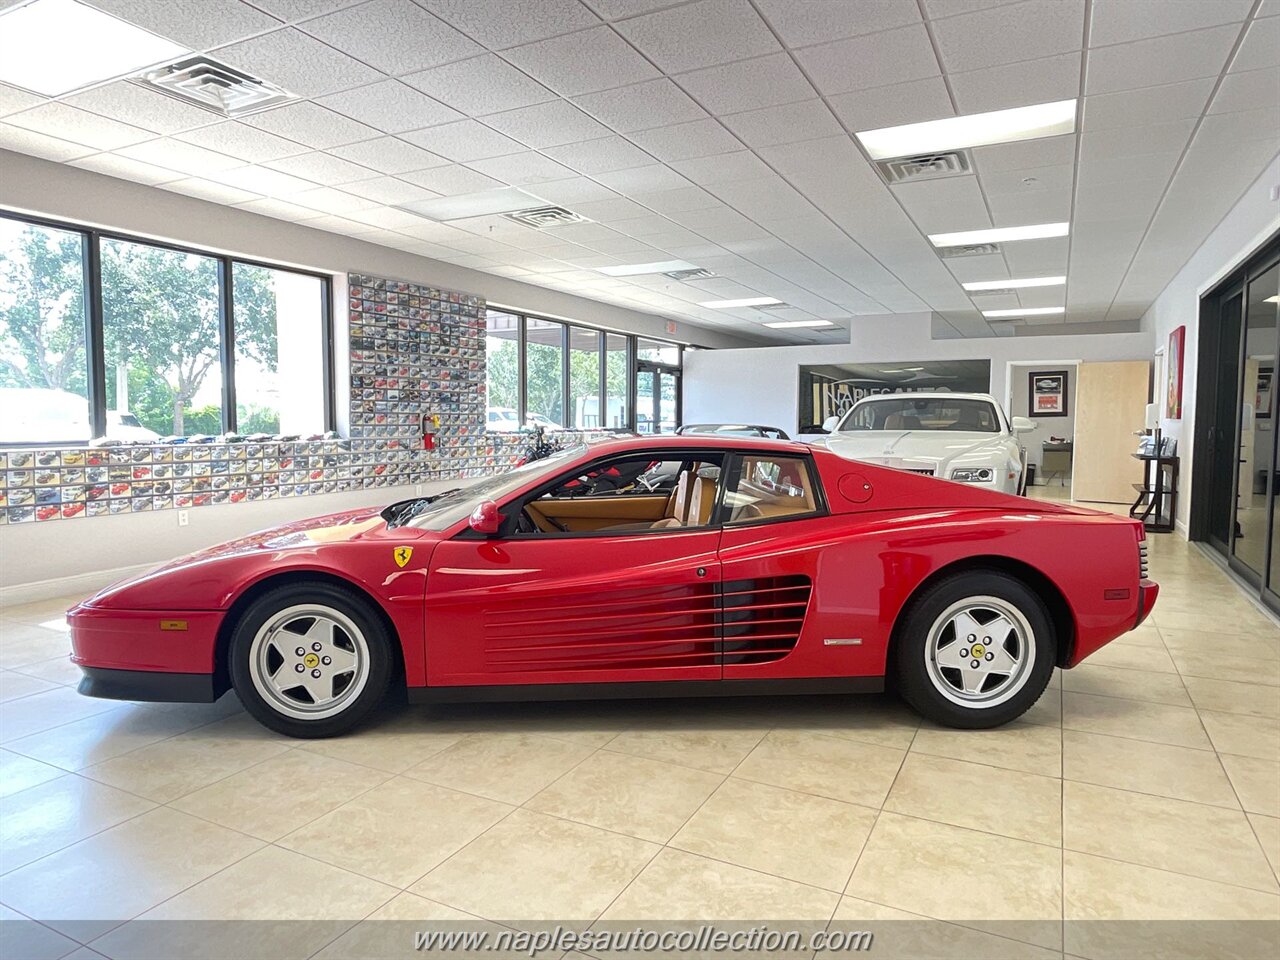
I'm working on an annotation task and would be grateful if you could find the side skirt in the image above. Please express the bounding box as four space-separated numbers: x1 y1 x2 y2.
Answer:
408 675 884 705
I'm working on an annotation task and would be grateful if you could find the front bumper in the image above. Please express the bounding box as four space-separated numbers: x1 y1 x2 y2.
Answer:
78 665 221 703
69 602 222 674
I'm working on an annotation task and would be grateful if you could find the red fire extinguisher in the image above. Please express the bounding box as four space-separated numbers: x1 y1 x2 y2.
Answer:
421 413 440 450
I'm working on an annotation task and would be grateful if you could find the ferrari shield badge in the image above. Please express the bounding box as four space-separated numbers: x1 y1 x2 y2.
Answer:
393 546 414 568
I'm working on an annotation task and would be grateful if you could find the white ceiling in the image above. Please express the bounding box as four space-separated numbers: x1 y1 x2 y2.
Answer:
0 0 1276 343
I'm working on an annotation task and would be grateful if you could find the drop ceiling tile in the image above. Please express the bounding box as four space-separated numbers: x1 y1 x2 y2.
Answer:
233 196 325 220
0 84 43 118
629 119 740 162
720 100 842 148
1196 106 1280 144
400 119 525 162
1090 0 1252 46
1085 24 1239 94
317 81 463 134
69 152 184 185
330 136 449 173
87 0 281 50
530 176 622 204
504 25 659 96
674 53 813 117
947 53 1080 115
252 1 352 21
206 163 320 195
300 0 482 74
241 102 379 148
1211 65 1280 114
986 189 1071 225
796 23 940 96
264 151 377 184
970 134 1076 171
161 177 261 205
341 175 440 204
117 138 243 174
1001 236 1069 274
401 54 556 115
542 136 653 174
300 213 381 236
288 185 382 214
1080 117 1195 162
593 164 695 194
754 0 921 48
1083 77 1215 131
1081 148 1179 187
342 205 431 230
175 122 308 162
829 76 954 130
1231 14 1280 72
466 151 579 184
64 82 217 135
6 102 152 150
398 164 505 194
615 0 779 73
417 0 600 49
484 99 613 148
923 0 1024 18
212 28 383 98
574 79 707 132
671 150 772 185
981 161 1073 196
933 0 1084 72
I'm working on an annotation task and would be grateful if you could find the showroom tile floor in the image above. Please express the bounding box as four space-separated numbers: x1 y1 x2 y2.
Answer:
1 512 1278 958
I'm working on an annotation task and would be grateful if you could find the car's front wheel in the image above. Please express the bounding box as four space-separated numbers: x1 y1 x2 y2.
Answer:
892 571 1056 728
229 582 393 738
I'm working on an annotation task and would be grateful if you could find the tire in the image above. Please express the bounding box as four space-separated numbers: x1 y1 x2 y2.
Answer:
229 582 393 738
892 571 1056 729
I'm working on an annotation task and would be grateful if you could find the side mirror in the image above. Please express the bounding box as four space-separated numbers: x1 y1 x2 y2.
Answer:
1011 416 1036 434
469 500 504 536
822 415 841 433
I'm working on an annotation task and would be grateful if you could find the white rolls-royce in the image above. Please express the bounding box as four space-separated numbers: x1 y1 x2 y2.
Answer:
819 393 1035 495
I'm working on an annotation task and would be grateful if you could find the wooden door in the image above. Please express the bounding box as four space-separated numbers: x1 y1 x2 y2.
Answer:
1073 360 1150 503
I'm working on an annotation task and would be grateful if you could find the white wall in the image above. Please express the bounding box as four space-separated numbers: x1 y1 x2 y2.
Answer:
0 149 761 350
684 312 1152 434
1141 153 1280 533
1008 363 1078 468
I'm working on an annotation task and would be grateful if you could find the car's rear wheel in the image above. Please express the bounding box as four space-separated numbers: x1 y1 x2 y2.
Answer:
892 571 1055 728
229 582 392 738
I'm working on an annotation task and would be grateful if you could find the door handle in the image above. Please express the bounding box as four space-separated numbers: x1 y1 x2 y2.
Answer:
696 567 707 578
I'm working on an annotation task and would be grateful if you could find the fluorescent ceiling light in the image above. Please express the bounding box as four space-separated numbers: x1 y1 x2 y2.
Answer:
701 297 784 308
963 276 1066 291
982 307 1065 318
0 0 188 96
597 259 698 277
1265 295 1279 303
397 187 543 221
929 223 1069 247
856 99 1076 161
763 319 833 328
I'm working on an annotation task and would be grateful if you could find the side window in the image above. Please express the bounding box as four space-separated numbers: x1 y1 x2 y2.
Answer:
517 454 724 535
724 455 821 524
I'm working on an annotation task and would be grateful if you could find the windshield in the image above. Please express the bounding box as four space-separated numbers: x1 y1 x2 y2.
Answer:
401 444 586 531
840 397 1000 433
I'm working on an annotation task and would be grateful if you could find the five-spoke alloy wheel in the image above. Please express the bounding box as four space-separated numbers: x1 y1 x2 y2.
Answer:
230 583 393 738
894 571 1055 728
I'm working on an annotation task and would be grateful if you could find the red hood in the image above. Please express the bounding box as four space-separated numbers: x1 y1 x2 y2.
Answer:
174 505 394 564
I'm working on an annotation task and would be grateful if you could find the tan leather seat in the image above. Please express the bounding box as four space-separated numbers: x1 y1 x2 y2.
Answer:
687 474 716 526
648 469 692 529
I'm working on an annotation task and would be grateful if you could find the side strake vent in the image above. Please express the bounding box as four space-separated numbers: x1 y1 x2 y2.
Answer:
721 576 812 666
136 56 295 117
664 267 716 281
876 149 972 184
502 206 588 229
939 242 1002 259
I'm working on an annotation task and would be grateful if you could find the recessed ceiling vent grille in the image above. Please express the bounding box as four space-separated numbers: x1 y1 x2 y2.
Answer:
876 149 972 184
136 56 296 117
970 286 1016 296
755 302 792 311
502 206 587 229
664 267 715 281
939 242 1002 259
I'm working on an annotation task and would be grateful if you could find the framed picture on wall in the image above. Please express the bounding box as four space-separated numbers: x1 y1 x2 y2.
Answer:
1165 325 1185 419
1257 365 1273 420
1029 371 1069 417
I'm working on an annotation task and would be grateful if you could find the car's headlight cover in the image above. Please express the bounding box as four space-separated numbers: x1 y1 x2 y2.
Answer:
951 467 993 483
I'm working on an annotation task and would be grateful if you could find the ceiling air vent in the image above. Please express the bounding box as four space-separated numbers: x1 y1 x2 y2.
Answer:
502 206 587 229
969 286 1016 296
664 267 715 281
876 149 972 184
136 56 296 117
938 242 1002 259
755 302 792 311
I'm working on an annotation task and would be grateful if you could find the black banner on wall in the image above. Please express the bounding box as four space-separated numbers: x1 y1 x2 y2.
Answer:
798 360 992 432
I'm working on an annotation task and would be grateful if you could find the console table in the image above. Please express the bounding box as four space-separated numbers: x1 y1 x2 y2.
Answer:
1129 454 1179 533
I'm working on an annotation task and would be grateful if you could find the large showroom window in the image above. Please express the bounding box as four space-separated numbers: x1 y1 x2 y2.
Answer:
0 211 333 443
0 217 91 444
483 309 679 433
